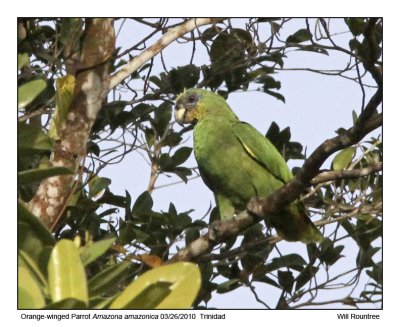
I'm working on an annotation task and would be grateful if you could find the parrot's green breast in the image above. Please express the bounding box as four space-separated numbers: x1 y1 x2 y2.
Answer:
194 116 285 216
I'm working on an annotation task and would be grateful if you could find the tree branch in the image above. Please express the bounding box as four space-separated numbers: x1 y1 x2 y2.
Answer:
109 18 224 89
311 162 382 184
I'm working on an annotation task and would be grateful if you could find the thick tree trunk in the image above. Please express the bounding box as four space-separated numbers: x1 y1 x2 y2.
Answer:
29 19 115 229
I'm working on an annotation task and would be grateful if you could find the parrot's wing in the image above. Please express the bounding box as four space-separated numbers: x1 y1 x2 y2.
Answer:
233 122 293 184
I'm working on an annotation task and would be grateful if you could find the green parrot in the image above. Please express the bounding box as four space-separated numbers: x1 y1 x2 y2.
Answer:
174 88 324 243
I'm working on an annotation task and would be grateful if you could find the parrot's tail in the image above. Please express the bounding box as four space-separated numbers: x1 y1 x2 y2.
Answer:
269 203 324 244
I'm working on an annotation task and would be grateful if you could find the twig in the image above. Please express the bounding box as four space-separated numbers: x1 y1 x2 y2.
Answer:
18 107 52 121
311 162 382 184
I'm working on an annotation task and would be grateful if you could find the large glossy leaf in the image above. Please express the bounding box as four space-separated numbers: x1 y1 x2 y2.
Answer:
48 240 88 305
80 237 116 266
18 201 54 266
18 53 30 70
45 298 86 309
18 200 54 246
88 261 132 297
18 79 47 109
18 122 52 153
18 251 48 288
18 166 72 186
18 265 46 309
110 262 201 309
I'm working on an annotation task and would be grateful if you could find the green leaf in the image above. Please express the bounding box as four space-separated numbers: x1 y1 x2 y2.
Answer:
357 246 380 268
171 147 192 166
118 222 149 245
18 201 54 272
18 251 48 288
216 279 241 294
318 239 345 266
89 176 111 198
278 270 294 293
160 131 182 148
168 64 200 93
144 127 156 147
153 102 172 136
18 53 30 70
260 75 281 89
49 75 75 140
345 18 366 36
366 262 382 285
110 262 201 309
48 239 88 305
266 121 281 144
286 29 312 43
253 274 280 288
117 281 173 309
18 166 72 186
18 200 54 246
295 266 319 291
88 261 132 297
332 147 356 170
266 254 307 272
91 296 116 309
99 189 127 208
256 53 285 68
18 265 46 309
87 141 100 156
132 191 153 215
18 79 47 109
59 18 83 46
149 76 162 87
352 110 358 124
45 298 87 309
171 167 192 183
18 122 52 153
264 89 286 103
80 237 116 266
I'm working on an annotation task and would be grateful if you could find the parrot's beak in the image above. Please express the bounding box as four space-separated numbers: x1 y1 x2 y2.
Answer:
174 105 187 126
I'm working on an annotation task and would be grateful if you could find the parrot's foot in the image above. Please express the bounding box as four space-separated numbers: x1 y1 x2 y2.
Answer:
247 197 264 217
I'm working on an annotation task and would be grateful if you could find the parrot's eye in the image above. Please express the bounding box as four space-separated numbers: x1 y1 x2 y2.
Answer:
188 94 196 103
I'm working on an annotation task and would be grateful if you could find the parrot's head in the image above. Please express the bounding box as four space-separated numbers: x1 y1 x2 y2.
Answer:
174 88 237 126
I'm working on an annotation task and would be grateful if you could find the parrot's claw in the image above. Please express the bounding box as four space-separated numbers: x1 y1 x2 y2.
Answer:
247 197 264 217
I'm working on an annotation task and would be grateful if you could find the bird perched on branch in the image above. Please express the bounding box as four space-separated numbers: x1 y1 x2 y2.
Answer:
174 88 324 243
